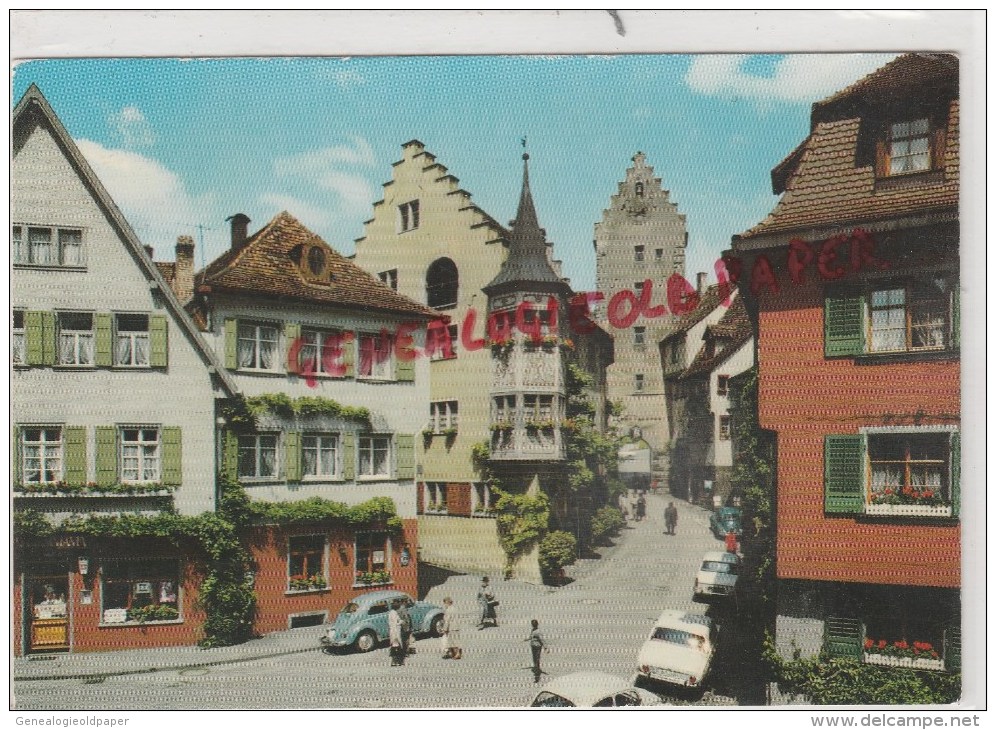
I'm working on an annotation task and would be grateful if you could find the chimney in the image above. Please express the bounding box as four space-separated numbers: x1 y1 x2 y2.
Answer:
227 213 251 252
173 235 195 304
143 245 154 259
697 272 708 296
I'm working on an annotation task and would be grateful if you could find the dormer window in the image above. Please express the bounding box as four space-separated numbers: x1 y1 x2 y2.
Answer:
888 118 931 175
307 246 326 277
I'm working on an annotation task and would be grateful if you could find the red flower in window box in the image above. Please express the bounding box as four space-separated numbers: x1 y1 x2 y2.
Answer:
864 638 874 649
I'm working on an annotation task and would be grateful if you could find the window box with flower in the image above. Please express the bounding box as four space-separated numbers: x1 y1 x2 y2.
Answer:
288 574 328 592
863 638 945 671
426 500 448 514
526 419 556 431
490 422 513 433
866 487 953 517
125 604 181 623
354 570 392 586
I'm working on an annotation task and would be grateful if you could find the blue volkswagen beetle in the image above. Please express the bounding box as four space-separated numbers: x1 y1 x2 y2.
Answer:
320 590 445 653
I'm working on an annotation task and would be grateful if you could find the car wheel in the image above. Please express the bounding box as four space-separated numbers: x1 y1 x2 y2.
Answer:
354 630 378 653
430 614 445 637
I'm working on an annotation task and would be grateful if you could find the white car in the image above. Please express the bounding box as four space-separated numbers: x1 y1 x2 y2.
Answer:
529 671 665 707
693 550 740 601
634 610 717 690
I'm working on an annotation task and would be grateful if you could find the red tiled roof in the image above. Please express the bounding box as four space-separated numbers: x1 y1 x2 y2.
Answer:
197 211 437 318
678 296 752 380
661 284 733 341
738 53 958 243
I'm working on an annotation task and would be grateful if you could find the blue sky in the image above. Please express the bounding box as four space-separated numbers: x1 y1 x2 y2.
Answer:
12 54 898 290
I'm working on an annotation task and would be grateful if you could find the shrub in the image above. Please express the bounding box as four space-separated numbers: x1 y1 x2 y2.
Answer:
590 506 625 546
538 530 577 582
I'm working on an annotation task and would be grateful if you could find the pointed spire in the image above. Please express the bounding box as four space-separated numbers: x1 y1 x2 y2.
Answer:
483 149 567 293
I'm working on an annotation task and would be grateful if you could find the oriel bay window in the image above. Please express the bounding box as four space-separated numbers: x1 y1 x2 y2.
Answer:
101 558 180 624
824 429 959 518
429 401 458 434
825 276 957 357
288 535 327 591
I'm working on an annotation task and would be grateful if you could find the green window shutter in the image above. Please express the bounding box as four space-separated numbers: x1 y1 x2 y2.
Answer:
950 431 960 518
824 292 865 357
284 323 301 373
13 426 22 485
285 431 301 482
94 313 113 366
224 318 238 370
952 286 960 349
41 311 56 366
161 427 182 486
223 431 239 481
396 434 415 479
944 626 961 672
149 315 168 367
825 434 865 514
395 356 415 382
343 332 355 378
25 311 44 366
95 426 118 487
824 617 863 659
63 427 88 485
342 433 355 480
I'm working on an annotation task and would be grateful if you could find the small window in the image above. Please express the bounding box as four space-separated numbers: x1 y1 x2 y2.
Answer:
398 200 420 232
669 342 679 365
427 322 457 361
719 416 731 441
120 427 160 482
869 433 949 507
424 482 448 513
426 257 459 309
355 532 390 582
237 322 279 370
115 314 150 367
302 434 339 478
634 281 645 295
888 118 931 175
634 245 645 262
378 269 398 291
358 332 392 379
635 374 645 392
634 326 646 346
288 535 326 591
473 482 490 513
634 182 644 197
57 312 94 366
306 246 327 277
717 375 730 396
12 225 84 267
12 310 25 365
358 435 391 477
239 434 278 479
22 427 63 484
654 248 664 261
429 401 459 433
101 559 180 624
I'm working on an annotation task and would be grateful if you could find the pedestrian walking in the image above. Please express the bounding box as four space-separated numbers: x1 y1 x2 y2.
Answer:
725 529 739 555
636 494 646 522
440 597 462 659
397 596 414 655
664 501 678 535
477 576 497 628
526 619 548 682
388 599 405 666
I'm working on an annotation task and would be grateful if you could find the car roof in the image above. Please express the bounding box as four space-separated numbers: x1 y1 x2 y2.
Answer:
717 507 741 515
653 609 714 634
535 671 638 705
349 590 410 605
703 550 739 563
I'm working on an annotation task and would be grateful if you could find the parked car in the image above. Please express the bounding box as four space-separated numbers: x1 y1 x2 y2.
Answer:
693 550 740 601
320 590 445 653
709 506 742 539
634 610 717 691
529 671 664 707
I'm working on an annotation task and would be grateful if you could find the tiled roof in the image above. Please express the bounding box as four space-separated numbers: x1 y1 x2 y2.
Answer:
660 284 732 341
738 53 958 243
678 296 752 380
197 211 437 318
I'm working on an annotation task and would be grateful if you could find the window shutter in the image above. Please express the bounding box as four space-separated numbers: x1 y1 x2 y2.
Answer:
824 617 863 659
25 312 44 365
824 434 864 514
932 125 947 171
95 426 118 487
41 312 56 365
343 332 355 378
952 286 960 349
396 434 415 480
950 431 960 518
161 427 182 486
824 292 865 357
150 315 168 367
944 626 961 672
342 433 355 480
63 427 87 485
395 356 415 382
285 431 301 482
284 323 301 373
223 431 239 480
224 318 238 370
875 138 889 177
94 312 113 366
13 426 22 485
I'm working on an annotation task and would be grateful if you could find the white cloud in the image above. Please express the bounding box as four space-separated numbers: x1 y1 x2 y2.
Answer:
685 54 901 103
271 136 376 213
76 138 207 249
108 105 155 148
258 193 335 230
274 136 376 174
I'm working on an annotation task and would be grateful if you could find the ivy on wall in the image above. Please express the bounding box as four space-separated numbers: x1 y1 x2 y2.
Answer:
223 393 371 433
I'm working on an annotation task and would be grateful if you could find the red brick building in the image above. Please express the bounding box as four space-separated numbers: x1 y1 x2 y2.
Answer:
730 54 960 671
